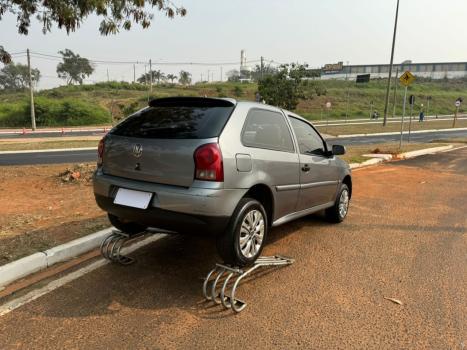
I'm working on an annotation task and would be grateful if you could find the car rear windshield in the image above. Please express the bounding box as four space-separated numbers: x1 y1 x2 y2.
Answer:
111 104 234 139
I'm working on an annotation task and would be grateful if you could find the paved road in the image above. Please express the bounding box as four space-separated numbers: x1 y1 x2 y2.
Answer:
1 128 465 165
330 128 467 145
0 149 97 166
0 148 465 349
0 130 107 139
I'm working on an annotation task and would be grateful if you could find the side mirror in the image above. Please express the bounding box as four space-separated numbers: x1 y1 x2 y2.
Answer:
332 144 346 156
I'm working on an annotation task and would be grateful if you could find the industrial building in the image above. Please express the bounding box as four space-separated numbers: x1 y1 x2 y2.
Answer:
320 61 467 80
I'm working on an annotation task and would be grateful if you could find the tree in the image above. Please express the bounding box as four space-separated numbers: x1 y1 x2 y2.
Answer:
137 70 165 85
0 63 40 89
153 70 165 84
167 74 177 83
178 71 191 85
56 49 94 85
0 1 187 57
226 69 240 82
258 63 311 110
0 46 11 64
250 64 278 81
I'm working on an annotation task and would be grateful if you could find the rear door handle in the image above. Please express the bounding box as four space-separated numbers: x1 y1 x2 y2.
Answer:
301 164 310 172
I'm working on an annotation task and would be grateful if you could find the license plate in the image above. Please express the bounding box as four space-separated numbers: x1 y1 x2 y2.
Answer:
113 188 153 209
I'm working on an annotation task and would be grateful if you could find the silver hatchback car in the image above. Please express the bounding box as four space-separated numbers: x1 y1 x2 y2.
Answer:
94 97 351 266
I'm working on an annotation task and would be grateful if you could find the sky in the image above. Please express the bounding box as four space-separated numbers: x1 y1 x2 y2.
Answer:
1 0 467 89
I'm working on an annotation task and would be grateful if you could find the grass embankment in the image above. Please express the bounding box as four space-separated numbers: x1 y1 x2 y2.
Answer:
317 119 467 136
1 79 467 127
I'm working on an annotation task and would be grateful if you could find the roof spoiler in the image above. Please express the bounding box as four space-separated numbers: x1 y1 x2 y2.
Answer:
148 97 236 108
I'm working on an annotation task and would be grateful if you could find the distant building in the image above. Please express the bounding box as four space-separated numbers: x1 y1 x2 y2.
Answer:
316 61 467 80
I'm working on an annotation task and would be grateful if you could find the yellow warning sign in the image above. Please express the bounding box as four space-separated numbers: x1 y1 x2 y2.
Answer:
399 71 415 86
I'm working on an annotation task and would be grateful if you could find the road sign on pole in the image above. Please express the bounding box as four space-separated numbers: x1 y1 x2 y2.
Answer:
399 71 415 87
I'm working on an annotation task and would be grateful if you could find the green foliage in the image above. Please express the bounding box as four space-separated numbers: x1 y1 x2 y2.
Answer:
233 85 243 97
56 49 94 85
258 63 310 110
0 63 40 89
0 46 11 64
178 70 192 85
137 70 166 84
0 97 110 127
166 74 177 83
1 1 186 36
121 100 142 116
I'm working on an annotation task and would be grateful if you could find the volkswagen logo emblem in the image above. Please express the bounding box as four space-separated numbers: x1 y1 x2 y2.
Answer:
132 144 143 158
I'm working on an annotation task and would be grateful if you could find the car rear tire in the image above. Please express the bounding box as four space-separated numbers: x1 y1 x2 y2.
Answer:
216 198 268 267
108 214 147 235
325 184 350 223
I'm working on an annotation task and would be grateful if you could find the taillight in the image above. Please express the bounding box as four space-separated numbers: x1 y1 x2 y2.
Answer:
194 143 224 182
97 137 105 166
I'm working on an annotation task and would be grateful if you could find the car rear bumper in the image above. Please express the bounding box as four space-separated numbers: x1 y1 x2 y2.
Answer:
93 171 247 235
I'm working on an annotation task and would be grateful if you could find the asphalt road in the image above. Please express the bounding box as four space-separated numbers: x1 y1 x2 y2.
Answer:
0 147 465 349
331 128 467 145
0 149 98 166
0 128 466 166
0 130 107 139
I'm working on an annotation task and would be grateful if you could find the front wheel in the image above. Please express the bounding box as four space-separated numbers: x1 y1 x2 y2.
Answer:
216 198 268 267
325 184 350 223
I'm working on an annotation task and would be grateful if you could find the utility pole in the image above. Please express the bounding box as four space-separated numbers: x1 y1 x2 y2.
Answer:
201 73 203 82
220 66 223 82
107 68 110 82
260 56 264 80
399 85 408 148
133 64 136 83
383 0 400 126
408 95 414 142
207 70 210 83
391 67 399 119
149 59 153 92
26 49 36 131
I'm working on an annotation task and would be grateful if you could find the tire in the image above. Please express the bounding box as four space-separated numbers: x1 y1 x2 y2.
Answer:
108 214 147 235
216 198 268 267
325 184 350 223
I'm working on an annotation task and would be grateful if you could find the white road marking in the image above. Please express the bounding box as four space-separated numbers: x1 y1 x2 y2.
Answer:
0 234 165 317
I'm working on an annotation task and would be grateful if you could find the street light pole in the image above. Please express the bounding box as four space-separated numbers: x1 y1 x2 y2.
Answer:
383 0 400 126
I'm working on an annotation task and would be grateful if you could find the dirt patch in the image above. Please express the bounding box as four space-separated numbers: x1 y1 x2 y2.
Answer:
0 163 109 265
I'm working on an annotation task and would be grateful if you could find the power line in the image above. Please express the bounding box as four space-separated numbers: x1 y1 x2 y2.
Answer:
29 50 261 66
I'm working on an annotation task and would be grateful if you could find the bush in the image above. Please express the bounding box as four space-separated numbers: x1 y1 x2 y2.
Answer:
0 97 111 127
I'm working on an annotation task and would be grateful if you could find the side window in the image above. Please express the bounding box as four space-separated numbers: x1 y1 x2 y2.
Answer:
288 117 326 156
242 109 294 152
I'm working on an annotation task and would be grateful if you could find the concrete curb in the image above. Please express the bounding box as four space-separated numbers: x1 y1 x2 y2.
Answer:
395 145 453 159
349 145 455 170
0 228 113 288
0 147 97 155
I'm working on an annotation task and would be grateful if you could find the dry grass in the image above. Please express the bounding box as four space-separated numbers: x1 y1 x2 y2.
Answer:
0 139 99 151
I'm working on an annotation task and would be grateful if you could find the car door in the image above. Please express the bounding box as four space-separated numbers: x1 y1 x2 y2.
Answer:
240 108 300 220
287 116 339 211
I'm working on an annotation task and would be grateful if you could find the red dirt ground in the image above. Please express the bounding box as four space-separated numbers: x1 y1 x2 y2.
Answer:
0 163 108 265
